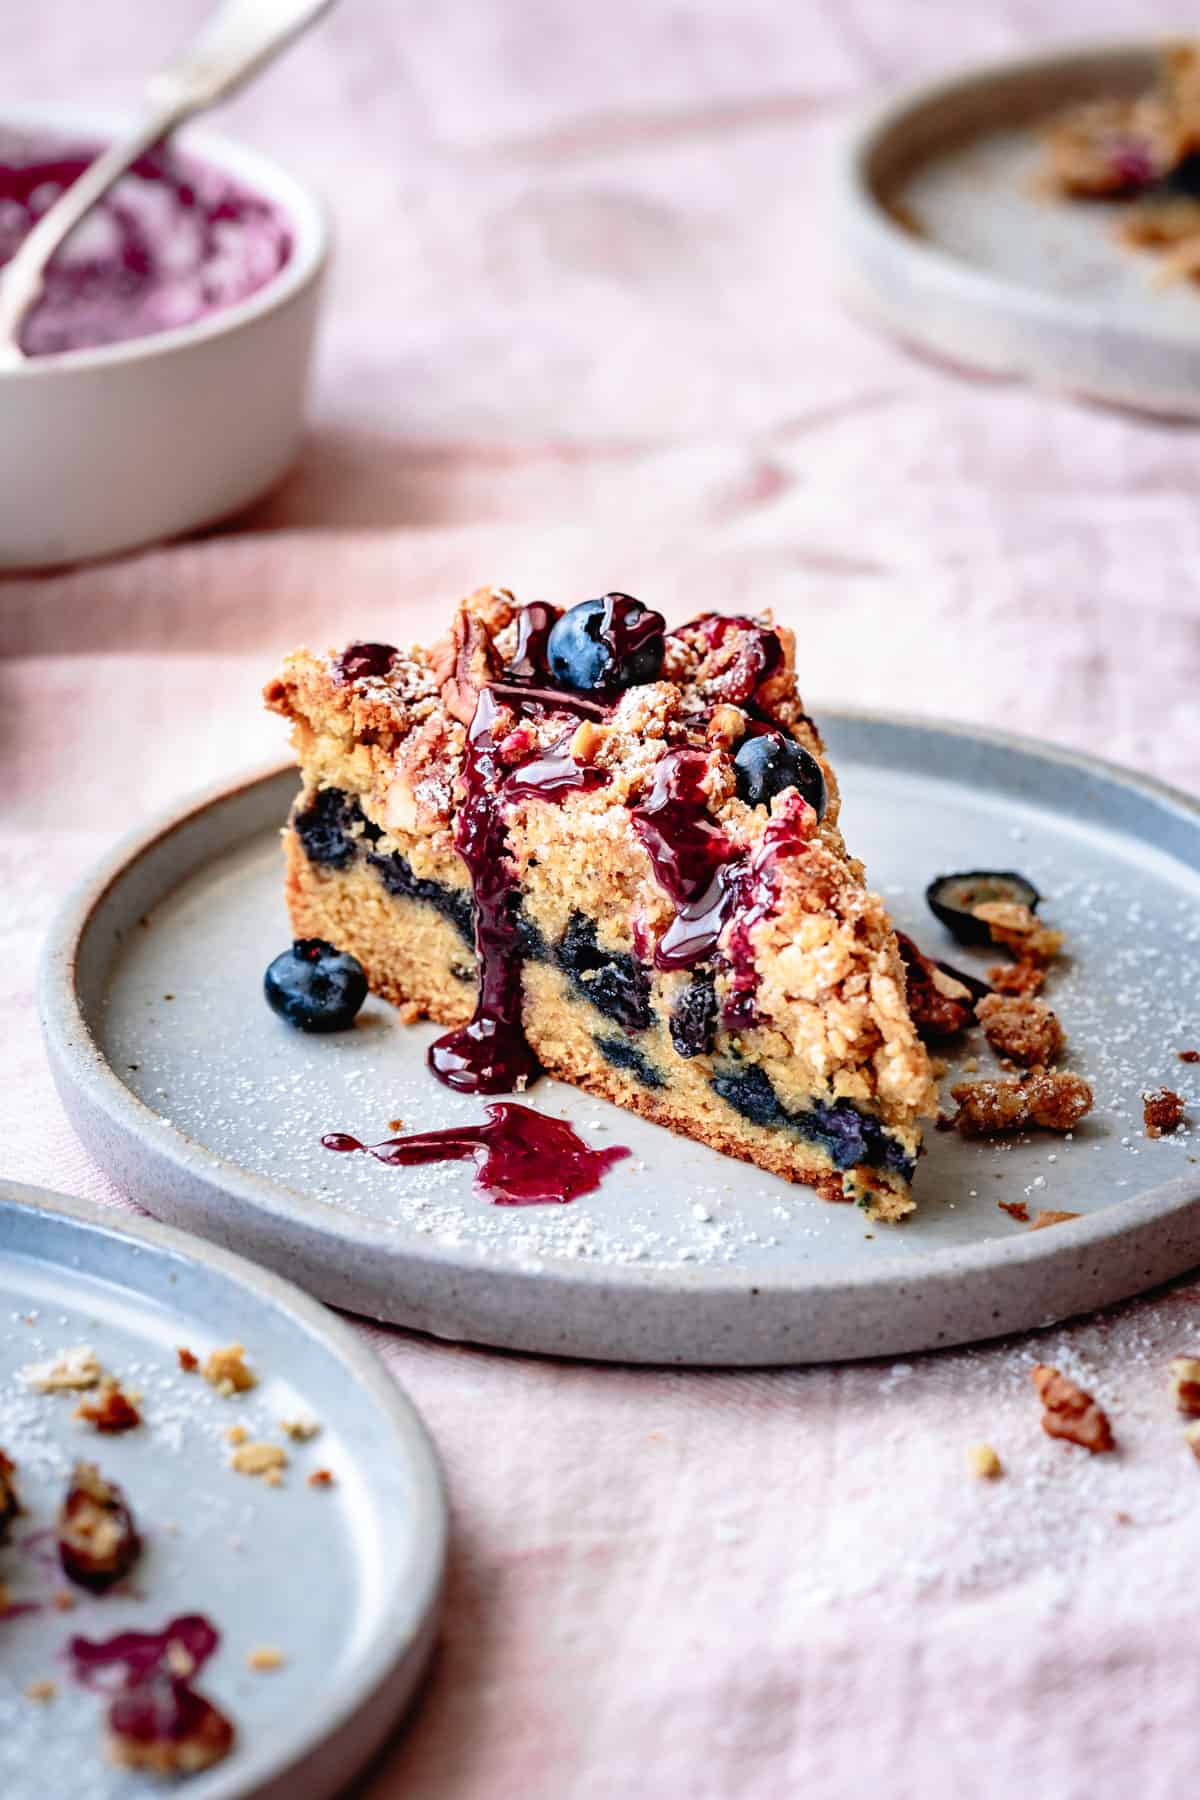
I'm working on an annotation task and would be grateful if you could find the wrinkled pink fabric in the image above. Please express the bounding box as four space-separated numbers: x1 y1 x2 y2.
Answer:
4 4 1200 1795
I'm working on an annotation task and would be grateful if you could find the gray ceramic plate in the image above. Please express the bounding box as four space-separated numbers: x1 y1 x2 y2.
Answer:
40 712 1200 1366
0 1183 445 1800
837 40 1200 416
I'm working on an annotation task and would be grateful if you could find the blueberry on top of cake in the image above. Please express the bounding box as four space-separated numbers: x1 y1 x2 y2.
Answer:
265 589 937 1220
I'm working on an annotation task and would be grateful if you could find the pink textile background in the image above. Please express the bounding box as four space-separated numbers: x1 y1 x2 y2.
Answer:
4 3 1200 1795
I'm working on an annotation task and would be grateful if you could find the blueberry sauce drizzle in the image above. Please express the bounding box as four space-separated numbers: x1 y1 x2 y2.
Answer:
428 685 609 1094
323 1102 629 1204
721 794 815 1029
630 748 738 972
69 1614 231 1762
69 1616 219 1690
593 593 667 692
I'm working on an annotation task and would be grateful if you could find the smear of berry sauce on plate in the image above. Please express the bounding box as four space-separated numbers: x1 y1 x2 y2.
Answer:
323 1101 629 1204
69 1615 219 1689
69 1614 232 1763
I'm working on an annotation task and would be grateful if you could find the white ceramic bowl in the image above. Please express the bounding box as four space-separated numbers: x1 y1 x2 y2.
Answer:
0 105 328 569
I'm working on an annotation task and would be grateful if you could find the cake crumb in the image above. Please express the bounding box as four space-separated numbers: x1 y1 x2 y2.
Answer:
73 1379 141 1434
230 1442 288 1481
1030 1210 1081 1230
225 1425 248 1446
247 1646 285 1672
307 1468 335 1489
988 959 1047 997
950 1070 1092 1136
24 1680 56 1704
1143 1089 1186 1137
1032 1363 1115 1454
279 1418 321 1443
23 1345 102 1392
1168 1357 1200 1416
397 1001 422 1025
967 1442 1003 1479
976 993 1065 1067
176 1347 199 1373
204 1344 257 1396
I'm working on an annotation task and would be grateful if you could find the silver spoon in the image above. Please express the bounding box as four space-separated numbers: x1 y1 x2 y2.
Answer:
0 0 336 370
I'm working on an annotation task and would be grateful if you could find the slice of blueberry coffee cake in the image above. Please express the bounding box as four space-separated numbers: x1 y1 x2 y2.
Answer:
264 590 937 1219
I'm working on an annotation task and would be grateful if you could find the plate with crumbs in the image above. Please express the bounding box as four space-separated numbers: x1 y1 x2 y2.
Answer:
40 712 1200 1367
0 1183 445 1800
837 40 1200 416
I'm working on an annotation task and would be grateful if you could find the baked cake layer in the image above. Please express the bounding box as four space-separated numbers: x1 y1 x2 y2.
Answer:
266 590 937 1219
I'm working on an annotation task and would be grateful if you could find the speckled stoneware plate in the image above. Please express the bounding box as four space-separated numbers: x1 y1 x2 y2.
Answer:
0 1183 445 1799
837 40 1200 416
40 713 1200 1366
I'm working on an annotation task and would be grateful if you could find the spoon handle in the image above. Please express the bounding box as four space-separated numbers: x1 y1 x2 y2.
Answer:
0 0 335 365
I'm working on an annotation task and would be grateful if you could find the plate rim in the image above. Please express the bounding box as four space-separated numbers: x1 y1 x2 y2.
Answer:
834 35 1200 407
0 1177 448 1800
35 707 1200 1341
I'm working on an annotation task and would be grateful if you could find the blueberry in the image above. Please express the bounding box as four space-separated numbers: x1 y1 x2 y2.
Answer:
546 594 665 694
264 939 368 1033
557 913 652 1031
670 973 718 1058
732 731 827 816
294 787 375 869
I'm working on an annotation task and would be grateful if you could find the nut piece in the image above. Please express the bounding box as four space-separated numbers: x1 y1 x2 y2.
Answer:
1031 1364 1115 1454
176 1347 199 1374
999 1200 1030 1223
74 1380 141 1435
568 719 609 764
307 1468 335 1489
1029 1210 1081 1231
229 1442 288 1482
57 1462 142 1592
23 1345 102 1393
973 901 1063 965
1168 1357 1200 1416
203 1345 257 1397
967 1442 1003 1479
950 1069 1093 1136
1143 1088 1186 1138
705 704 747 748
976 993 1065 1067
246 1646 285 1672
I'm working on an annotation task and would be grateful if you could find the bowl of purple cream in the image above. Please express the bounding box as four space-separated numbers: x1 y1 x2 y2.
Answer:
0 108 327 568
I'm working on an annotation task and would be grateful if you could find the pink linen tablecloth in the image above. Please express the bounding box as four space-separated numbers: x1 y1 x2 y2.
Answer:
4 3 1200 1794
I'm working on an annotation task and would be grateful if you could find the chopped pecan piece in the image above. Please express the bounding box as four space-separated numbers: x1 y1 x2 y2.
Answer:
176 1347 199 1373
976 993 1065 1067
949 1069 1093 1136
1143 1088 1186 1138
896 933 974 1041
998 1200 1030 1222
1179 1049 1200 1065
74 1380 141 1434
1168 1357 1200 1416
1031 1364 1115 1454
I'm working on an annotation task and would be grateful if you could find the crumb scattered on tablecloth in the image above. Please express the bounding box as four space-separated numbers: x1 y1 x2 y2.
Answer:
967 1442 1003 1479
1032 1363 1115 1454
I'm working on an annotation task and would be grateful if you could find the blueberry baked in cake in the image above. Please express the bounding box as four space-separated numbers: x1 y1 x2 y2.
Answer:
265 590 937 1219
